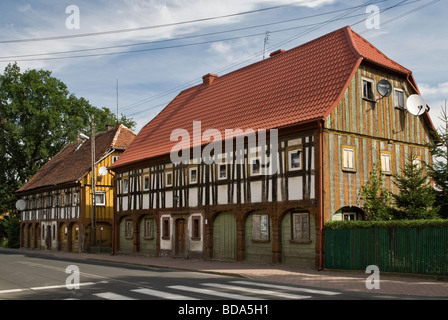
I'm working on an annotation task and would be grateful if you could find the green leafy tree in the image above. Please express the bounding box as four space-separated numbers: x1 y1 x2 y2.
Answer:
427 103 448 218
390 155 439 220
359 162 392 220
0 63 135 243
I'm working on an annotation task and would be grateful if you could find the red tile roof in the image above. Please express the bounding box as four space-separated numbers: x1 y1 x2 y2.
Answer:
110 26 424 170
17 125 136 193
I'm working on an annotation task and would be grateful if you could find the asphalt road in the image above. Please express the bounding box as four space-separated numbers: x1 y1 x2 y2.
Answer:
0 249 439 314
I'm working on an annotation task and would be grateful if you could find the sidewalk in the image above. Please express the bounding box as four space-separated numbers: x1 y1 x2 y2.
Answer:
5 248 448 298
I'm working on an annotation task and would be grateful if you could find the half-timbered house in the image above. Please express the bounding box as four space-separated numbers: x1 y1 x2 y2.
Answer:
109 26 435 268
17 125 136 253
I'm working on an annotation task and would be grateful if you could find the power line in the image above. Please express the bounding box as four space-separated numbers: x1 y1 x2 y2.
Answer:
0 0 321 44
125 0 439 118
0 1 391 62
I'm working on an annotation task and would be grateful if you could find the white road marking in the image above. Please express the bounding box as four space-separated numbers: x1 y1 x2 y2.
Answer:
168 285 266 300
202 283 311 299
93 292 137 300
231 281 341 296
131 288 200 300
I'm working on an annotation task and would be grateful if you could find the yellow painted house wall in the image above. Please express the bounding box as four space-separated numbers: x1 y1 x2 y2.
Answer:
82 151 122 221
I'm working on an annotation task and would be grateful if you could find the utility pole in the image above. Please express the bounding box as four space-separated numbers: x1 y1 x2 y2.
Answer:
90 114 97 249
116 76 119 126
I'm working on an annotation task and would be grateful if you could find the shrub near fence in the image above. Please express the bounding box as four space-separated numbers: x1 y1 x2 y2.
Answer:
324 220 448 276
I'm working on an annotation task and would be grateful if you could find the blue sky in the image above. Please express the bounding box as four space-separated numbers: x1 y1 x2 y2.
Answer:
0 0 447 133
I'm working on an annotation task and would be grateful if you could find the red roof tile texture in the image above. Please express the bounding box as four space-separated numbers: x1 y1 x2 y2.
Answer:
17 125 136 193
110 26 416 170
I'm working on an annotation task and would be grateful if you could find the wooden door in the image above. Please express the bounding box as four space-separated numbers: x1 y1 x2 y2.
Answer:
175 219 186 256
213 212 237 260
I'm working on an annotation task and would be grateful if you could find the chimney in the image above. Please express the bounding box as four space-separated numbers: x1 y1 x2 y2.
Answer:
202 73 219 86
106 124 115 131
270 49 286 58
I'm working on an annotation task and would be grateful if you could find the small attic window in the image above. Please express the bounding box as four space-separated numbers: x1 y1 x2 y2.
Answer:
362 78 375 101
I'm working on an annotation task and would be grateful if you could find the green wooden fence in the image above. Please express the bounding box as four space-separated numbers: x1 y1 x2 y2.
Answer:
325 227 448 276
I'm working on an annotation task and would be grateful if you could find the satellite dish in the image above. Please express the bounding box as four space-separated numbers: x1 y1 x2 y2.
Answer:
377 79 392 97
406 94 427 116
15 199 26 211
99 166 108 176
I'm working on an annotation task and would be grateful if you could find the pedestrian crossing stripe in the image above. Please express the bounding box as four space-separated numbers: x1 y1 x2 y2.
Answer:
168 285 265 300
231 281 341 296
131 288 199 300
201 283 311 299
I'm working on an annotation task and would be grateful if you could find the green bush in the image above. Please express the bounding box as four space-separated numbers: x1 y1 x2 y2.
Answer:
325 219 448 230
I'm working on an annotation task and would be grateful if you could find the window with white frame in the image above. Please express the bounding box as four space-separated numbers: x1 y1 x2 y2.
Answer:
412 156 422 169
217 163 227 180
343 212 357 221
112 156 120 163
252 213 269 241
362 78 375 100
381 151 392 175
122 177 129 194
287 146 303 171
291 211 310 242
165 171 173 187
249 157 261 176
143 174 150 191
342 145 356 172
189 166 198 184
394 89 405 110
94 191 106 206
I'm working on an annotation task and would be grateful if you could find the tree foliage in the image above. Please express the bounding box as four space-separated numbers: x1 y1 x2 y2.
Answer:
426 103 448 218
359 162 392 220
390 155 439 220
0 63 135 234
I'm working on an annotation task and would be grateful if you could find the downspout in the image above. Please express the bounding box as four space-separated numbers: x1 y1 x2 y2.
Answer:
318 120 324 271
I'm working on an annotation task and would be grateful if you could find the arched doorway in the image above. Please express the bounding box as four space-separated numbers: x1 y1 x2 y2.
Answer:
213 212 237 260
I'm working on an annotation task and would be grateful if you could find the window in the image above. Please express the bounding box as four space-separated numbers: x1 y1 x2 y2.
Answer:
165 171 173 187
412 156 422 169
249 157 261 176
394 89 405 109
94 191 106 206
189 166 198 184
125 220 133 239
381 151 392 175
217 163 227 180
343 212 357 221
122 177 129 194
291 212 310 242
143 174 150 191
73 193 79 205
252 214 269 241
52 195 58 207
287 146 303 171
342 145 356 172
65 193 71 206
60 193 65 207
162 217 170 239
112 156 120 163
362 78 375 100
144 218 154 239
192 216 201 240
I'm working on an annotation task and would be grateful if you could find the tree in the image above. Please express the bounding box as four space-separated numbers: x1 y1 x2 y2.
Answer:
359 162 392 220
390 155 439 220
0 63 136 240
427 102 448 218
